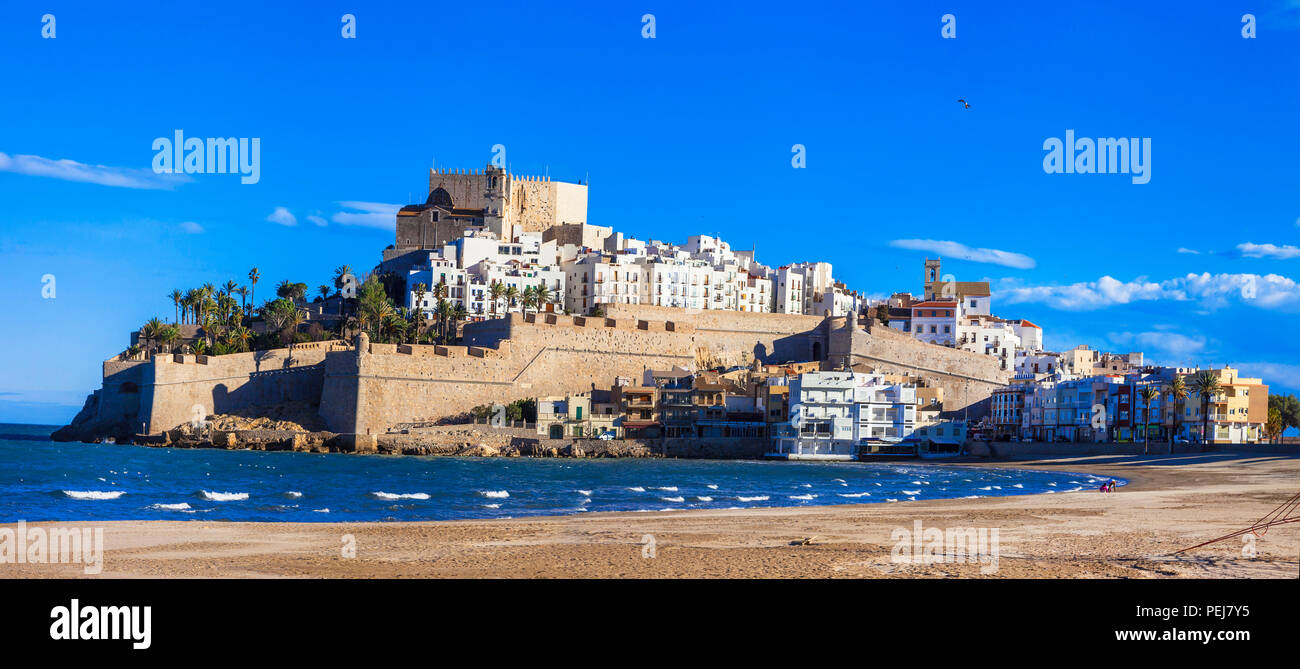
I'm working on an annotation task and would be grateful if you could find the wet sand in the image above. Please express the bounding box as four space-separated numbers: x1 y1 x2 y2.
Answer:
6 452 1299 578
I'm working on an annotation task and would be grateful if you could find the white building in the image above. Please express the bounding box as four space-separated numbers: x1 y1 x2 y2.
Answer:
770 371 925 460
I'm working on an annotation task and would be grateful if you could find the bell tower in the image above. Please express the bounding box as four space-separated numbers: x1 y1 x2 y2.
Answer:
923 258 941 299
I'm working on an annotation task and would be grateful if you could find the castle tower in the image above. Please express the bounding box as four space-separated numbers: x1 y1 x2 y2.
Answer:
923 258 941 299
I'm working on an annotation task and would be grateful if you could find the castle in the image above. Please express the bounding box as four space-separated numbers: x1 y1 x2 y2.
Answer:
54 305 1009 442
383 165 588 271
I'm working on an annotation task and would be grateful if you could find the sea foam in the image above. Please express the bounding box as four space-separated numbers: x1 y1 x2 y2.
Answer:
371 492 430 500
61 490 124 500
199 491 249 501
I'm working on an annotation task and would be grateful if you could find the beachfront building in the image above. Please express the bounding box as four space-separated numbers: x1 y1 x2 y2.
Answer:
536 391 619 439
772 371 857 459
990 386 1025 439
853 373 919 455
770 371 927 459
1178 367 1268 444
1012 366 1269 444
613 384 661 439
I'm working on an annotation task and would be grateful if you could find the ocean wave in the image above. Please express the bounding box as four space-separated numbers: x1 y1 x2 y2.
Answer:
312 508 330 513
736 495 769 502
284 491 303 498
696 496 713 502
654 486 678 492
789 494 816 500
371 492 430 500
832 478 846 483
706 484 719 489
576 489 592 496
627 486 646 492
978 486 993 491
150 502 191 511
660 496 685 502
62 490 124 500
901 489 921 496
479 490 510 498
483 503 501 509
838 492 871 498
885 498 899 502
199 491 248 501
1012 483 1024 489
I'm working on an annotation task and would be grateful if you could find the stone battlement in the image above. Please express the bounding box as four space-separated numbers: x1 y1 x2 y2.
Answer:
62 306 1008 441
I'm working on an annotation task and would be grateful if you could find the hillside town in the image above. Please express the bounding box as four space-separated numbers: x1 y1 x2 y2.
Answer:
96 164 1289 460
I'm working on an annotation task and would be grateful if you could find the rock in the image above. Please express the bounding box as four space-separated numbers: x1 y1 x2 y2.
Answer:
460 443 500 457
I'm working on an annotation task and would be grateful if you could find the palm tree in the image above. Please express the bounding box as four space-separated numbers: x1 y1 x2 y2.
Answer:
236 286 249 319
1170 376 1190 454
435 299 453 344
522 285 538 314
223 280 238 298
333 265 353 316
158 325 181 354
1138 385 1159 454
141 318 167 357
248 268 260 313
226 326 252 353
182 289 201 324
318 285 332 305
535 283 554 312
504 285 520 312
410 282 428 340
489 281 506 318
1190 371 1222 448
451 303 468 342
169 289 183 324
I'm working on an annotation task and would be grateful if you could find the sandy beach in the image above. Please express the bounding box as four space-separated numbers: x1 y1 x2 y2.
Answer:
5 452 1299 578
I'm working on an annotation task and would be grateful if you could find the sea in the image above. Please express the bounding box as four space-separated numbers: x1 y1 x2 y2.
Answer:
0 423 1124 522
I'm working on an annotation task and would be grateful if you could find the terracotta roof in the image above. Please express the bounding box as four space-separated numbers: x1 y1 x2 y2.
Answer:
912 301 957 308
1016 319 1041 329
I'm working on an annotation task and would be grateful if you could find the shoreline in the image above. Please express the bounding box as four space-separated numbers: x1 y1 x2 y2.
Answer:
4 453 1298 578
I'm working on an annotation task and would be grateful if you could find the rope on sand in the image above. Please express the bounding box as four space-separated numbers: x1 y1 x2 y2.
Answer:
1170 490 1300 556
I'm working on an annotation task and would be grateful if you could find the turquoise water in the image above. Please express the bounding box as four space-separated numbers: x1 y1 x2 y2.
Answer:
0 423 1123 522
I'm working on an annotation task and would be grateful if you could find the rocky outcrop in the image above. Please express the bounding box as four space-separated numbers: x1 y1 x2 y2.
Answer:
50 391 133 444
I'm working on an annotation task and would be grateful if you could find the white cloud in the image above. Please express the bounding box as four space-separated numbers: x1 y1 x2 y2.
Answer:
1176 247 1200 255
0 151 190 190
1108 331 1206 358
332 201 402 230
306 214 327 227
179 221 204 234
889 239 1035 269
996 272 1300 313
1236 242 1300 260
267 207 297 226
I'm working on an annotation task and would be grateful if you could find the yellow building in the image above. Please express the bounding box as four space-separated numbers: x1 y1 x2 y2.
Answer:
1180 367 1267 444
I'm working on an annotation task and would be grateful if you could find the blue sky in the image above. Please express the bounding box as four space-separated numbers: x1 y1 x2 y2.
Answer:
2 0 1299 424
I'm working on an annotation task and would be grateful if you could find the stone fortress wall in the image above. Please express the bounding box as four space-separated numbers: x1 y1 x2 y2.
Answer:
63 306 1008 441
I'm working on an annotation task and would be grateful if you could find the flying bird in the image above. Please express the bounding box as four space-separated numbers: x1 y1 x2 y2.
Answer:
958 99 971 109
